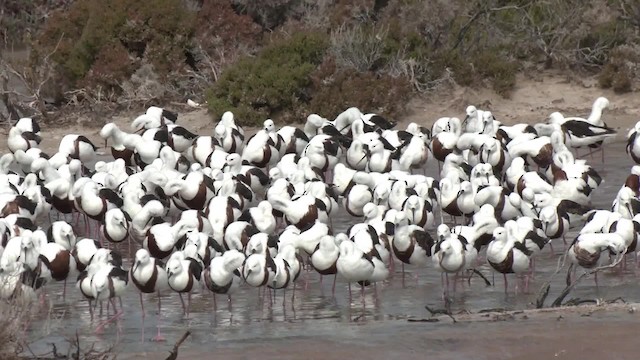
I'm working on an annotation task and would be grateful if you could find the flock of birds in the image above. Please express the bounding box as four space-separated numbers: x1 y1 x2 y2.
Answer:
1 96 640 339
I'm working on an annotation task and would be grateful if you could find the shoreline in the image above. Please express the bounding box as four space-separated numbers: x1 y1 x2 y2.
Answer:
2 71 638 155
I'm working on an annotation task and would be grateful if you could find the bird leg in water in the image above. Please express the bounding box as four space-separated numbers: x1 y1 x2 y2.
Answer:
291 282 296 306
152 292 166 342
139 293 146 318
503 273 509 294
332 273 337 296
178 293 187 315
95 299 124 334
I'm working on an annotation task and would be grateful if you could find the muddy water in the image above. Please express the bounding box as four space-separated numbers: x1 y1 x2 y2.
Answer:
24 139 639 359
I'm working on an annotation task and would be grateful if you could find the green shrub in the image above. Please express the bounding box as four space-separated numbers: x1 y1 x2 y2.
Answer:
206 32 329 126
474 50 519 98
31 0 195 94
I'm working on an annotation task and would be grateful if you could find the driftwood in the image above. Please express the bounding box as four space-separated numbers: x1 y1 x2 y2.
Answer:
551 254 625 307
165 330 191 360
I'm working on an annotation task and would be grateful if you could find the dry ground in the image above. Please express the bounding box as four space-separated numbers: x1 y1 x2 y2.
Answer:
1 71 639 154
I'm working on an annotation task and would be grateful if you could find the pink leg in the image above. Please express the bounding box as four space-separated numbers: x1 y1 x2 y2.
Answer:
292 282 296 305
139 293 145 318
332 273 337 296
452 273 458 295
178 293 187 315
503 273 508 294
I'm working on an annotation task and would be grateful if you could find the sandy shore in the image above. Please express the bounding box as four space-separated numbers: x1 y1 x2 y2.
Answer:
1 72 639 155
116 302 640 360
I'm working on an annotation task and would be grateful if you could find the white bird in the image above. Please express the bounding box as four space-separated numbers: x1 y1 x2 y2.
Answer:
432 224 467 298
486 227 532 294
310 235 340 294
336 240 374 301
202 249 245 309
187 99 202 108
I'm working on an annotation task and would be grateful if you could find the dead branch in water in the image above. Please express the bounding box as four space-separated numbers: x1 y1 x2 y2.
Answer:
551 254 625 307
165 330 192 360
424 300 457 323
467 268 492 286
535 249 568 308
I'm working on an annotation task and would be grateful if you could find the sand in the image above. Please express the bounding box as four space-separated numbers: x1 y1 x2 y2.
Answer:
116 303 640 360
2 71 639 154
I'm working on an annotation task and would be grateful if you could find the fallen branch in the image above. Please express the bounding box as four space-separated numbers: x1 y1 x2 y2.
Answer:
165 330 191 360
535 282 550 309
424 303 457 323
535 249 568 308
468 268 492 286
551 254 625 307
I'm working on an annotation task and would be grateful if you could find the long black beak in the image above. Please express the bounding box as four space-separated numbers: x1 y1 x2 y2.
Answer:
133 260 140 273
461 115 470 129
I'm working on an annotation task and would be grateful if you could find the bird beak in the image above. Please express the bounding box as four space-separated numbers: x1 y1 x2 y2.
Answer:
439 234 444 242
456 189 463 197
461 116 469 128
167 271 173 278
104 139 108 149
362 145 370 159
133 260 140 273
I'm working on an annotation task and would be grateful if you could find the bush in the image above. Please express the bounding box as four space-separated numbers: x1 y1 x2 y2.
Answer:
473 49 519 97
598 45 640 93
309 57 412 120
31 0 195 95
206 32 329 126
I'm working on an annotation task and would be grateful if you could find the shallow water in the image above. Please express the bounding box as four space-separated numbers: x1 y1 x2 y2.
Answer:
23 140 639 358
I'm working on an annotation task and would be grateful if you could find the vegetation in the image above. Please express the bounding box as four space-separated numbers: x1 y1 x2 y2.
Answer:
2 0 640 124
206 32 328 125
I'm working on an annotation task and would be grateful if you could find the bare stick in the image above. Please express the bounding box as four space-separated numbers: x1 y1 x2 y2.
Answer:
551 254 625 307
165 330 192 360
